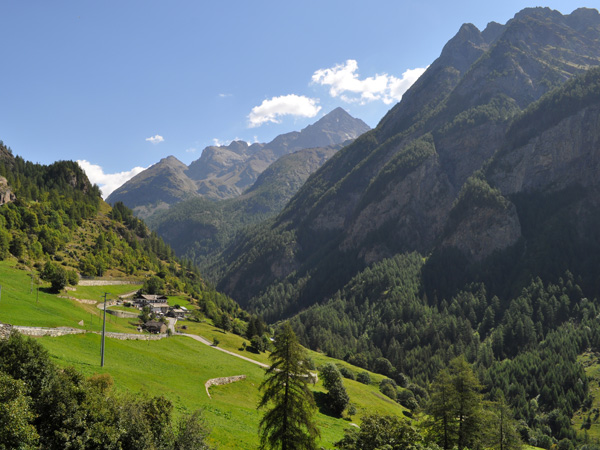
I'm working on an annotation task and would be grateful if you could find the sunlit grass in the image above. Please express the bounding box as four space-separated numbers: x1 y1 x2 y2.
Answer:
0 260 139 333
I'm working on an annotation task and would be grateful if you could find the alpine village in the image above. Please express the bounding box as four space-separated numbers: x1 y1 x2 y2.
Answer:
3 5 600 450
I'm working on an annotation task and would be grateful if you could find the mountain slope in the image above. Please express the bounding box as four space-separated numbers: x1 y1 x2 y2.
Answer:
0 142 242 323
106 108 370 216
213 7 600 316
149 143 344 270
105 155 197 218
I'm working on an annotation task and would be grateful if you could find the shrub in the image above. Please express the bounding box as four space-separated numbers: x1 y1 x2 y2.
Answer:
357 371 371 385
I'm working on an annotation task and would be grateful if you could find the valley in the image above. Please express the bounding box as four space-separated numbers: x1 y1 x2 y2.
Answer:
2 4 600 450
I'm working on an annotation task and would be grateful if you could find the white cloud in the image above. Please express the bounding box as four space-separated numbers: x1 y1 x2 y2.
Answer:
185 147 197 153
145 134 164 144
248 94 321 128
77 160 147 199
312 59 427 105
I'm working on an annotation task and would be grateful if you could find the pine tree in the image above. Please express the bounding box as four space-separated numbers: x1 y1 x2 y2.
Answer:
258 323 319 450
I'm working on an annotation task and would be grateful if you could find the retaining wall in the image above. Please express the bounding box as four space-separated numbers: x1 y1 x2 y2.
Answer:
14 326 87 337
0 323 13 339
106 309 140 319
204 375 246 398
12 326 167 341
79 280 140 286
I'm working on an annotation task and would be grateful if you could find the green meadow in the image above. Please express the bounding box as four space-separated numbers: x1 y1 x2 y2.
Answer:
0 260 139 333
38 333 407 449
0 260 408 448
67 283 142 301
573 352 600 443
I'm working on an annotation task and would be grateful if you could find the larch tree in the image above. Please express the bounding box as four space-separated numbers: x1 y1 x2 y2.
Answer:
258 322 319 450
426 356 483 450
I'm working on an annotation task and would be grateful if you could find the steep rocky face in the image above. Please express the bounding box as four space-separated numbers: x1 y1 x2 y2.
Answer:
442 201 522 262
489 104 600 195
186 107 370 200
186 141 257 181
0 176 15 205
215 7 600 314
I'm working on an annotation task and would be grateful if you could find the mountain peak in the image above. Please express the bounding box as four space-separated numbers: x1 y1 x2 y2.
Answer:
512 6 563 23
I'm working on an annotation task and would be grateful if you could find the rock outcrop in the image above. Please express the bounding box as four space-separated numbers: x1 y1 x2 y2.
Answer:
0 176 15 205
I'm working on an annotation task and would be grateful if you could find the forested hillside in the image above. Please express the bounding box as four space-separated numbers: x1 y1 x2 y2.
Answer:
0 142 241 322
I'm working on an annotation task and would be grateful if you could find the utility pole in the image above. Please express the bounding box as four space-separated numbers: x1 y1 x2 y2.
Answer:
101 293 108 367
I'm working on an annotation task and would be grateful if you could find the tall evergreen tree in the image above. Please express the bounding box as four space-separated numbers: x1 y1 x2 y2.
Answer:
258 323 319 450
426 357 483 450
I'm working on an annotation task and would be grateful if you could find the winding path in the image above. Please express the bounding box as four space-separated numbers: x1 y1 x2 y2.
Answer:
179 332 270 368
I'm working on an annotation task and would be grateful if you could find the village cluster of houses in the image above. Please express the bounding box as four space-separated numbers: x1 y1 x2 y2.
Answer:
130 294 189 334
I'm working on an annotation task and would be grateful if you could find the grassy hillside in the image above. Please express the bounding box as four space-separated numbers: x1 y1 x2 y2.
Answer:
37 333 406 449
0 258 408 449
574 352 600 444
0 260 140 332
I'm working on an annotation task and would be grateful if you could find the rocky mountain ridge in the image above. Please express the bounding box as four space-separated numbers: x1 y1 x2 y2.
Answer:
106 107 370 217
210 7 600 318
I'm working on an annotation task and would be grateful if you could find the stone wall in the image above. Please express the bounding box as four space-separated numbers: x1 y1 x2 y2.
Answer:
13 326 87 337
0 323 13 339
12 326 167 341
102 331 167 341
106 309 140 319
79 279 140 286
204 375 246 398
58 295 98 305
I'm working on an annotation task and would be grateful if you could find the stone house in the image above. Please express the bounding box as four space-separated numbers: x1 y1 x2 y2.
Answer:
144 320 167 334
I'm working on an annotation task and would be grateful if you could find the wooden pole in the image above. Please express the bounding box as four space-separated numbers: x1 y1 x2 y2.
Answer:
101 293 108 367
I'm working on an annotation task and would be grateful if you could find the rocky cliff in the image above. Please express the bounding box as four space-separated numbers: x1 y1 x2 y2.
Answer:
213 7 600 316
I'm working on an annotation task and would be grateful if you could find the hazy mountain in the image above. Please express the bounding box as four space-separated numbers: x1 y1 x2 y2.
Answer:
147 143 345 270
210 7 600 319
106 108 370 217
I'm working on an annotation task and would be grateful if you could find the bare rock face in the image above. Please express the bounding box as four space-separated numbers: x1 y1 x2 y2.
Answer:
489 104 600 194
442 202 522 261
341 153 454 262
0 176 15 205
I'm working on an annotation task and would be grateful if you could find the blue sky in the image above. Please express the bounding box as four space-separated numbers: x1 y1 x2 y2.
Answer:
0 1 594 197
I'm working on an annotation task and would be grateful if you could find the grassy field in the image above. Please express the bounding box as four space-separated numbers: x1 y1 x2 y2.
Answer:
67 283 142 301
1 259 409 448
0 260 139 333
179 320 273 366
38 333 406 449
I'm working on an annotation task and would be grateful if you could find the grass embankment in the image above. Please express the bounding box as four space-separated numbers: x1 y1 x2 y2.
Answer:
574 352 600 443
0 260 139 333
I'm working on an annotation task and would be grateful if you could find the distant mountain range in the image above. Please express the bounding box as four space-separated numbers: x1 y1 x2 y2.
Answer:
106 107 370 218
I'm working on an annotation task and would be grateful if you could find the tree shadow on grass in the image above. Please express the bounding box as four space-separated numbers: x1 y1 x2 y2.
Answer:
313 391 340 418
40 287 59 295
